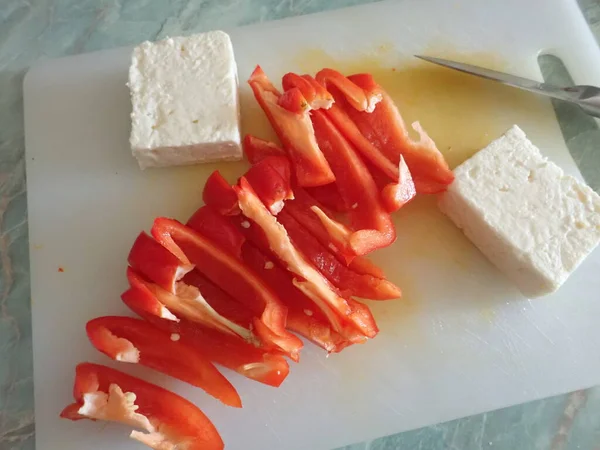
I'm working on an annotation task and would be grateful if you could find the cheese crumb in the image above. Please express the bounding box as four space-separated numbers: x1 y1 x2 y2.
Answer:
303 309 313 316
264 261 274 270
170 333 180 342
241 220 251 229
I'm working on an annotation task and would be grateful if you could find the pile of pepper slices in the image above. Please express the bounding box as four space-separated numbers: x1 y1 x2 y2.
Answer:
60 67 454 449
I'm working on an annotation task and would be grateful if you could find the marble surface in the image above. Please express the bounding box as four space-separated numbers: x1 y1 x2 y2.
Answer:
1 0 600 449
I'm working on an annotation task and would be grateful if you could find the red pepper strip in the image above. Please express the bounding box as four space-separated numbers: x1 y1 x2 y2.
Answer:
284 188 355 263
305 184 349 213
311 110 396 255
86 316 241 408
342 73 454 194
278 209 401 300
241 242 355 352
284 71 397 183
60 362 224 450
222 212 354 350
281 73 334 110
315 68 382 112
235 177 377 339
381 156 417 213
203 170 240 216
126 267 254 342
277 87 310 114
244 156 294 215
151 218 303 360
321 85 400 181
284 187 386 278
122 283 290 387
183 270 255 327
248 66 335 187
243 134 286 165
187 206 245 259
233 220 368 346
128 231 194 293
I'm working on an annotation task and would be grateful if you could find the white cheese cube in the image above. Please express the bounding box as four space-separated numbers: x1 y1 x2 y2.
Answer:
128 31 241 169
438 125 600 298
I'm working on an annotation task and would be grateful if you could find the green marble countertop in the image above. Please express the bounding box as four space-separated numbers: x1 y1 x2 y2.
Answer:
1 1 600 449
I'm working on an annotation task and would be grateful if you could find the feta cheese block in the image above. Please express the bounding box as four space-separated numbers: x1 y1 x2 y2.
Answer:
438 125 600 298
128 31 242 169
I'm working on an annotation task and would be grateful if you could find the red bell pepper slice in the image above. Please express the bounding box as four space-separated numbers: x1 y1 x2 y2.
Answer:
321 87 400 181
277 209 401 300
311 109 396 255
235 177 377 339
248 66 335 187
277 87 311 114
243 134 286 164
244 156 294 214
283 187 386 278
187 206 245 259
182 270 256 328
86 316 241 408
284 187 355 262
283 71 397 182
315 68 381 112
240 242 355 352
203 170 240 216
381 156 417 213
128 231 194 293
305 183 349 213
126 267 254 342
151 217 303 360
185 210 353 351
122 285 289 387
243 136 347 212
281 73 334 110
60 363 224 450
342 73 454 194
187 208 314 346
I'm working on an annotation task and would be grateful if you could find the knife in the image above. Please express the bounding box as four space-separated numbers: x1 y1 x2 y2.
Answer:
415 55 600 119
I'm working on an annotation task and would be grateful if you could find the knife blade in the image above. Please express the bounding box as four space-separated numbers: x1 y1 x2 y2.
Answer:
415 55 600 118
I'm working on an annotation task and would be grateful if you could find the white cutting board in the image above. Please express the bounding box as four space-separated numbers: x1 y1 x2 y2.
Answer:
24 0 600 449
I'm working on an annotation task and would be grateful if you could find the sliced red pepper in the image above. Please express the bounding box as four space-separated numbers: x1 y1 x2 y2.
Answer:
243 134 286 165
122 283 290 387
126 267 254 342
305 183 349 213
281 73 334 110
315 68 381 112
244 156 294 215
183 270 255 328
283 187 386 278
235 177 377 339
277 87 311 114
60 363 224 450
151 217 303 360
381 155 417 213
284 187 355 263
282 71 397 182
278 209 401 300
248 66 334 187
311 109 396 255
241 243 355 352
322 86 400 181
86 316 241 408
128 231 194 293
203 170 240 216
342 73 454 194
187 206 245 259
